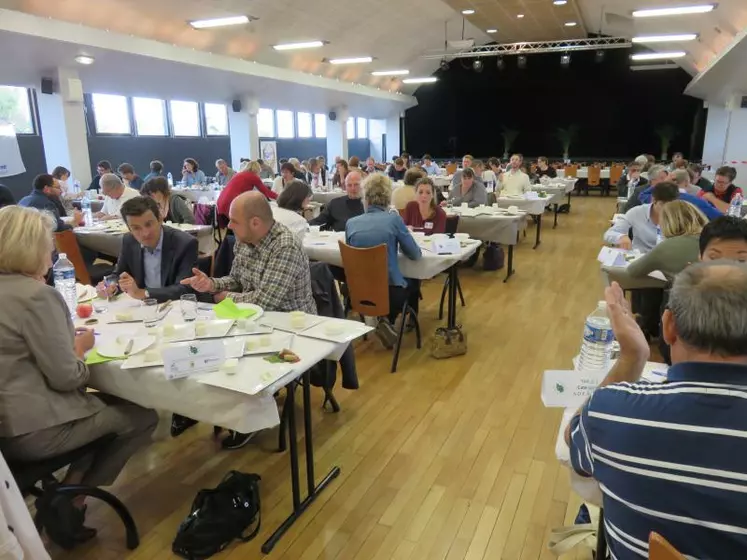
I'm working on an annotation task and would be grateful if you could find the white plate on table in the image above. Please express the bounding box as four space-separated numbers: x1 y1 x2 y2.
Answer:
234 303 264 323
194 319 235 339
159 323 196 343
298 318 373 344
108 304 172 324
97 335 156 359
75 224 109 233
242 332 293 355
229 321 273 336
197 358 294 396
77 284 96 302
260 311 327 334
120 338 244 369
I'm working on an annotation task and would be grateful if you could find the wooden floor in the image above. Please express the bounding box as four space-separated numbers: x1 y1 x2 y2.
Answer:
57 195 615 560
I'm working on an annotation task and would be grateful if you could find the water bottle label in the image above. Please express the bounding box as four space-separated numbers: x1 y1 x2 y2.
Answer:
54 269 76 281
583 323 614 344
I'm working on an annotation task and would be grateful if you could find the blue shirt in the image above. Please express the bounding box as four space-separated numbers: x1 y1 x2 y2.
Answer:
143 230 163 289
638 187 722 220
422 162 440 176
18 190 68 231
345 206 422 287
569 361 747 559
183 170 207 187
603 204 658 253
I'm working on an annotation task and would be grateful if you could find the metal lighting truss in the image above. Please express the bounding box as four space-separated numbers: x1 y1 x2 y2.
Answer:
422 37 631 60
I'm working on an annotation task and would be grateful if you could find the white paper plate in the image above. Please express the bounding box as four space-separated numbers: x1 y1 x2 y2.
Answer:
297 318 373 344
242 332 293 356
197 358 294 395
159 323 197 343
77 284 97 302
98 335 156 358
194 319 235 339
259 311 327 334
229 322 274 337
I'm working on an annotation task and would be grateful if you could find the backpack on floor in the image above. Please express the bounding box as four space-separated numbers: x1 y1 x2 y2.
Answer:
482 243 505 271
172 471 261 559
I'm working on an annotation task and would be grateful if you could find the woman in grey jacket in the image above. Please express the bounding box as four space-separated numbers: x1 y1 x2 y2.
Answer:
140 176 196 224
445 167 487 208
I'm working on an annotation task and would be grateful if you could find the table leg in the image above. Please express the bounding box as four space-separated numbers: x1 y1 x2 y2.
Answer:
447 265 458 329
503 245 515 283
553 204 559 228
533 214 542 249
261 372 341 554
567 192 572 212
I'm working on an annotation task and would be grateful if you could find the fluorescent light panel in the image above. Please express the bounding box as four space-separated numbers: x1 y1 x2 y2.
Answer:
273 41 324 51
632 33 697 43
189 15 250 29
371 69 409 76
403 77 437 84
631 51 687 60
487 29 497 33
517 13 525 18
632 4 714 18
462 9 475 14
75 55 94 65
553 0 568 5
565 21 577 26
328 56 373 64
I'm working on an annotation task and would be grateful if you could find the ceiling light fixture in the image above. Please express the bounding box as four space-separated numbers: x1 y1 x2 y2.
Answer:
472 59 483 72
371 69 410 76
462 9 475 15
273 40 325 51
631 51 687 60
632 33 697 43
517 13 525 18
402 77 438 84
595 50 605 62
560 53 571 66
517 55 527 69
487 29 498 33
74 54 95 65
440 58 450 71
189 15 250 29
497 57 505 70
632 4 715 18
327 56 373 64
565 21 577 27
553 0 568 4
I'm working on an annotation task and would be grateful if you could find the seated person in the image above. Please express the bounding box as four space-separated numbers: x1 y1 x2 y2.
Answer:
670 168 701 197
535 156 557 180
140 177 195 224
0 206 157 544
0 183 14 208
617 162 648 199
637 178 721 220
143 160 164 182
421 154 439 176
626 200 707 281
117 163 144 190
273 180 311 240
88 160 112 192
96 197 198 303
332 159 349 188
258 159 275 179
392 168 425 210
567 266 747 559
272 162 298 195
624 165 670 212
697 165 743 213
403 177 447 234
450 155 477 189
19 173 81 231
499 153 531 197
96 173 140 220
309 170 364 231
181 158 206 186
472 159 497 193
52 165 82 214
700 216 747 262
304 157 327 189
346 173 422 347
182 191 316 313
217 166 277 223
215 159 235 187
689 162 712 190
387 158 407 182
444 167 487 208
604 182 679 252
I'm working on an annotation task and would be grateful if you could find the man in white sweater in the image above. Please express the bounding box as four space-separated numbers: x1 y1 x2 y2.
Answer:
499 154 531 197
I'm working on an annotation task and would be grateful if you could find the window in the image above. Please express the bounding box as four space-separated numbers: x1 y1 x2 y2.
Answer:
91 93 130 134
170 100 200 136
258 108 275 137
132 97 166 136
0 86 33 134
357 117 368 139
276 110 294 138
314 113 326 138
297 112 312 138
204 103 229 135
346 117 355 139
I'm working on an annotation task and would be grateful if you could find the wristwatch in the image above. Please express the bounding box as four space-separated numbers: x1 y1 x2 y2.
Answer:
144 289 150 299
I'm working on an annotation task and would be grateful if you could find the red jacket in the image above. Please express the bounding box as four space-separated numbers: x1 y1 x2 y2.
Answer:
402 201 446 234
217 171 277 218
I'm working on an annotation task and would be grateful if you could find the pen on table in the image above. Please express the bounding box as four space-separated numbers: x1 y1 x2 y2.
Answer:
75 327 101 335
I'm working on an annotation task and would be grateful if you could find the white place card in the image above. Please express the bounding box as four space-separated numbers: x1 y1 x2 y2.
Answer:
541 370 607 408
431 237 461 255
162 340 226 380
597 246 630 268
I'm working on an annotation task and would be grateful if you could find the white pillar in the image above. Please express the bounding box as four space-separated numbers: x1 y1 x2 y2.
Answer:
228 95 260 169
368 119 386 162
36 67 91 186
703 100 747 180
385 113 401 163
327 106 349 164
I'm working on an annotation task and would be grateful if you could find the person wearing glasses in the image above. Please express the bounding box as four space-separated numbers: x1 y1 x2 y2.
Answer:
18 174 80 231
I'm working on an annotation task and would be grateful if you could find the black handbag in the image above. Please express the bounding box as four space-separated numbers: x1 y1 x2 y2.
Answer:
482 243 505 271
172 471 261 559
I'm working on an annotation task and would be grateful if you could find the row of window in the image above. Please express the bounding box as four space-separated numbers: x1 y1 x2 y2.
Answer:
257 108 369 140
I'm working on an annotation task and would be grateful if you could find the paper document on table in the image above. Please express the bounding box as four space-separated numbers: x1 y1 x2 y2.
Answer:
431 238 461 255
541 370 608 408
597 247 632 268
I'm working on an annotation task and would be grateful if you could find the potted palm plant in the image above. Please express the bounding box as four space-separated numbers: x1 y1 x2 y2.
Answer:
556 125 579 162
655 125 677 161
501 127 519 160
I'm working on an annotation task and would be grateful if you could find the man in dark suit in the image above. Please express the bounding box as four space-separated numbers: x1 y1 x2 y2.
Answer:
309 170 364 231
97 196 198 302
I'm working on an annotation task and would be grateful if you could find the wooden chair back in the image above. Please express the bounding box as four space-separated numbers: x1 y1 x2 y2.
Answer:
564 165 578 178
588 166 601 186
446 163 458 175
54 230 91 285
609 164 624 185
338 241 390 317
649 532 685 560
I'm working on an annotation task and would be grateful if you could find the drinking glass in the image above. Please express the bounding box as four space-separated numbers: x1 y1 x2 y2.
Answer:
143 298 159 328
101 274 119 308
180 294 198 322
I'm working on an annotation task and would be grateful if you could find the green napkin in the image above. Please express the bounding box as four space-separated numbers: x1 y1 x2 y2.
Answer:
85 349 120 365
213 298 257 320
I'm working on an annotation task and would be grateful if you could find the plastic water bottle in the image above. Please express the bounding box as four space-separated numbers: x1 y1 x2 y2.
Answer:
81 195 92 226
167 172 174 187
53 253 77 316
728 193 743 217
656 225 664 245
73 179 81 194
577 301 615 371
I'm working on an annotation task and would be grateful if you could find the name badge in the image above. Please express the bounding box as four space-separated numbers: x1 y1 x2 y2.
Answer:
424 222 434 230
162 340 226 380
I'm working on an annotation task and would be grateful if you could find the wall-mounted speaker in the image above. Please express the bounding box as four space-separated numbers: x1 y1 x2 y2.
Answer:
41 78 54 94
328 111 336 121
231 99 242 112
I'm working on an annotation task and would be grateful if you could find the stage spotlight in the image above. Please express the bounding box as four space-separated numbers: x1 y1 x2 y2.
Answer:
473 59 483 72
560 53 571 67
440 58 450 71
496 56 505 70
595 50 605 63
517 55 527 69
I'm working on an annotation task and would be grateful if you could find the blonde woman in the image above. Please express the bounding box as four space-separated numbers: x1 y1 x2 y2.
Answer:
627 200 708 280
0 206 157 545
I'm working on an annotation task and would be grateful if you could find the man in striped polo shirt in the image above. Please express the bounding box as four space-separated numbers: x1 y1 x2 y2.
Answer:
566 262 747 559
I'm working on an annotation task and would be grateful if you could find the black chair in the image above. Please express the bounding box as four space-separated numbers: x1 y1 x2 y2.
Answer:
8 434 139 550
439 216 466 319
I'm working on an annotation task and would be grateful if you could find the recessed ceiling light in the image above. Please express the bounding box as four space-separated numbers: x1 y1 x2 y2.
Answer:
632 33 698 43
273 41 325 51
487 29 498 33
462 9 475 15
631 51 687 60
565 21 577 26
189 15 250 29
517 13 525 18
553 0 568 5
371 69 410 76
402 77 438 84
74 54 94 65
328 56 373 64
632 4 715 18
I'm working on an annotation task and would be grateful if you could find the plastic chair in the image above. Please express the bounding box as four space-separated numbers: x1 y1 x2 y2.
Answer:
649 532 686 560
564 165 578 178
446 163 458 175
587 166 602 195
9 434 139 550
439 216 465 318
54 230 115 286
609 164 624 191
338 241 421 373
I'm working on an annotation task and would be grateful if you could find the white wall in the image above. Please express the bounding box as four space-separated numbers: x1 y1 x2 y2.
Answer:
703 105 747 181
702 106 730 168
368 119 386 162
385 114 400 163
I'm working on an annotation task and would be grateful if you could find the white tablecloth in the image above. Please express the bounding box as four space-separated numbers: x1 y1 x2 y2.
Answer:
433 176 453 188
303 231 480 280
494 195 551 216
75 222 216 257
311 190 347 205
82 298 356 434
445 209 525 245
173 187 221 203
558 168 610 180
531 185 569 205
